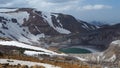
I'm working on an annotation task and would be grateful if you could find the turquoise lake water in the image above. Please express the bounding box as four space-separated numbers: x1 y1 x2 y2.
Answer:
59 48 91 54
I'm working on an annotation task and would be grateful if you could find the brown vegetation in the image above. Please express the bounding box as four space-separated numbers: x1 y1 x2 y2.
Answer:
0 54 90 68
30 65 45 68
0 63 45 68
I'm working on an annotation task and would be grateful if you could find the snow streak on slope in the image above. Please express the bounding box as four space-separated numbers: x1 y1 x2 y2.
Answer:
55 27 71 34
0 59 61 68
41 11 71 34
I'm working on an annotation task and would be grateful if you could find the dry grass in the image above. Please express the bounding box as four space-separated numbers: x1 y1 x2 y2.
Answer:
0 54 90 68
0 63 45 68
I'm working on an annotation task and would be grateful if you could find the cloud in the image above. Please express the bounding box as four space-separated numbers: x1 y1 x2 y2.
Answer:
24 0 82 12
0 0 14 4
0 0 29 7
0 0 80 12
0 0 112 13
44 0 78 3
81 4 112 10
0 3 13 7
0 0 15 7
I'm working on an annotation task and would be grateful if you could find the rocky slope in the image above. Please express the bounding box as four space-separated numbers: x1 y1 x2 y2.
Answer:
0 8 96 45
67 23 120 51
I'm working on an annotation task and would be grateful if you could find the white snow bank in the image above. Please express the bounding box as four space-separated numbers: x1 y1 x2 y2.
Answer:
0 40 66 56
24 50 53 56
76 57 87 61
111 40 120 45
0 40 57 54
0 59 60 68
24 50 67 56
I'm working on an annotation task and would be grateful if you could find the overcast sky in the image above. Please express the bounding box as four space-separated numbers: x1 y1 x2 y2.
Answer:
0 0 120 24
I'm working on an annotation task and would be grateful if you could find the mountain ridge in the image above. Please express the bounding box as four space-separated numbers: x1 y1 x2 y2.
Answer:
0 8 97 44
0 7 120 51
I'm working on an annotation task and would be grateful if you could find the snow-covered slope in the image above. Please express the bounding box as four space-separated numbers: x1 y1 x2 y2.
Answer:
0 8 96 44
0 9 45 44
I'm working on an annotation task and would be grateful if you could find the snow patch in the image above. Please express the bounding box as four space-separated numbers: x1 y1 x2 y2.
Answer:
55 27 71 34
24 50 54 56
76 57 87 61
